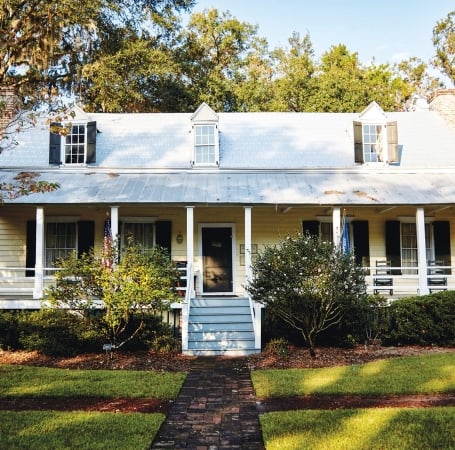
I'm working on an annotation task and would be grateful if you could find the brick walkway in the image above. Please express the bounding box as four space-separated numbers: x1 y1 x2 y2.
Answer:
150 357 265 449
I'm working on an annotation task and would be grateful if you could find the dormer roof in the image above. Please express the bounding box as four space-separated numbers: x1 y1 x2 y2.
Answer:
191 103 219 122
358 101 388 122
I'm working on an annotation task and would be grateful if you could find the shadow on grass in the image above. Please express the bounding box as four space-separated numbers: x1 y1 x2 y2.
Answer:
261 407 455 450
252 352 455 398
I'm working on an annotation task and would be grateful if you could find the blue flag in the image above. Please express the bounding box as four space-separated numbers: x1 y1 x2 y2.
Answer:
341 218 350 254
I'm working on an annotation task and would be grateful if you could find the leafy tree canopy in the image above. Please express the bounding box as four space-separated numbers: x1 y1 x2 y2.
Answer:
246 233 368 357
433 10 455 84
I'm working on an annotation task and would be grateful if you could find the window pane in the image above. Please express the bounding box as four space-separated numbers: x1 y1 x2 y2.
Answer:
194 125 216 164
64 124 86 164
362 123 382 162
122 222 154 250
320 222 333 242
45 222 76 270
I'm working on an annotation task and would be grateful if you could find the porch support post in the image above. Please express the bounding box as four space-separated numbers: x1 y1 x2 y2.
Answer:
244 206 252 289
182 206 194 353
416 207 429 295
33 207 44 299
110 206 119 244
186 206 194 277
245 206 261 350
332 207 341 244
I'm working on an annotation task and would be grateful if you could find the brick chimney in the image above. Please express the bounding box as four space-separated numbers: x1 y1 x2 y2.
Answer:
0 86 19 136
429 89 455 130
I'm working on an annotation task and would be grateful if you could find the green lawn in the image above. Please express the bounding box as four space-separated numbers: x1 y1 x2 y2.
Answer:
0 411 165 450
0 364 186 399
254 352 455 450
0 365 186 449
252 352 455 398
261 407 455 450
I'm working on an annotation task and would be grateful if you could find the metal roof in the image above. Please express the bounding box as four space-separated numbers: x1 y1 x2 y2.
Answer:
1 169 455 206
1 104 454 207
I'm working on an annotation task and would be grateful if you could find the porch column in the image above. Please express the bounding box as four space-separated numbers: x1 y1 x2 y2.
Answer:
110 206 119 243
245 206 261 349
416 207 429 295
182 206 194 353
332 207 341 244
33 207 44 299
244 206 252 290
186 206 194 275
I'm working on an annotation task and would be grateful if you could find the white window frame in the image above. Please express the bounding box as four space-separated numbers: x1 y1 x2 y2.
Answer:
44 217 79 271
192 123 219 166
120 217 158 251
399 217 434 274
360 119 388 164
61 122 88 166
362 123 385 163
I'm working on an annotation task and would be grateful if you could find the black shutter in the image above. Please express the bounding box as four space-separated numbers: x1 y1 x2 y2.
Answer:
25 221 36 277
352 220 370 268
387 121 399 163
77 221 95 257
433 221 451 274
353 121 364 163
156 221 172 255
49 122 62 164
302 220 319 236
86 121 97 164
385 220 401 275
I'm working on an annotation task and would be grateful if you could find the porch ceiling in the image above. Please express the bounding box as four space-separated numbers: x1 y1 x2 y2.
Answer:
1 169 454 207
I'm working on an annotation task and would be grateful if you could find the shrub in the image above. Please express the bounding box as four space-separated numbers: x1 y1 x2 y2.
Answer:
119 313 180 352
247 233 368 356
384 291 455 346
0 310 20 350
264 337 290 355
17 309 104 356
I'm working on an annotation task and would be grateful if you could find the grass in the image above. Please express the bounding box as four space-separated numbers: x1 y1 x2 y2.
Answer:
0 410 165 450
0 365 185 449
0 365 186 399
260 407 455 450
252 352 455 398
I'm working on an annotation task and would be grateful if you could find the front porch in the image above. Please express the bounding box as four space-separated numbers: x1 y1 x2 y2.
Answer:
0 203 453 356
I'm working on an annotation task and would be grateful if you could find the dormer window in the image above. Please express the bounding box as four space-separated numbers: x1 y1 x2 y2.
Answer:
49 114 96 165
64 124 88 164
194 124 218 165
353 102 398 164
361 124 384 162
190 103 219 167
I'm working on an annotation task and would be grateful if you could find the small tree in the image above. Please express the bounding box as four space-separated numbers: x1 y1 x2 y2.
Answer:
46 239 180 350
246 233 367 357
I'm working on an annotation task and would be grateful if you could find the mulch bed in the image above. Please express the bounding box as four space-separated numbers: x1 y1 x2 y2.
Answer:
1 346 454 413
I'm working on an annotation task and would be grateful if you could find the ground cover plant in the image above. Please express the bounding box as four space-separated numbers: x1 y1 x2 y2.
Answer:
0 365 185 399
252 352 455 398
260 407 455 450
253 351 455 449
0 363 186 449
0 411 165 450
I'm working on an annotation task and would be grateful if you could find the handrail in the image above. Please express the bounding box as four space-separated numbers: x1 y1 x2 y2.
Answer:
180 262 194 352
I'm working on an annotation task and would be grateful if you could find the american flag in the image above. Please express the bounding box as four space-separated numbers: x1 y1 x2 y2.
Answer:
103 216 112 268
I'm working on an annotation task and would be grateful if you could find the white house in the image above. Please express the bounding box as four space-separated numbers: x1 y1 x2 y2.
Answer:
1 90 455 355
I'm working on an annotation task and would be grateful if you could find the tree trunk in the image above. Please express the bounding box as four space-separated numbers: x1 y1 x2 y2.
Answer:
306 333 317 357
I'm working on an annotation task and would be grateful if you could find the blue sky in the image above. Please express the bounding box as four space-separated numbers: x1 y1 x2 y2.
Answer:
189 0 454 76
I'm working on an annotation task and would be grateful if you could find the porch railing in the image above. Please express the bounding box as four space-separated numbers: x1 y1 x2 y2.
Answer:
0 263 454 307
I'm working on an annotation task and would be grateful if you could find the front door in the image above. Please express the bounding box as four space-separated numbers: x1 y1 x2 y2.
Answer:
202 227 233 293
